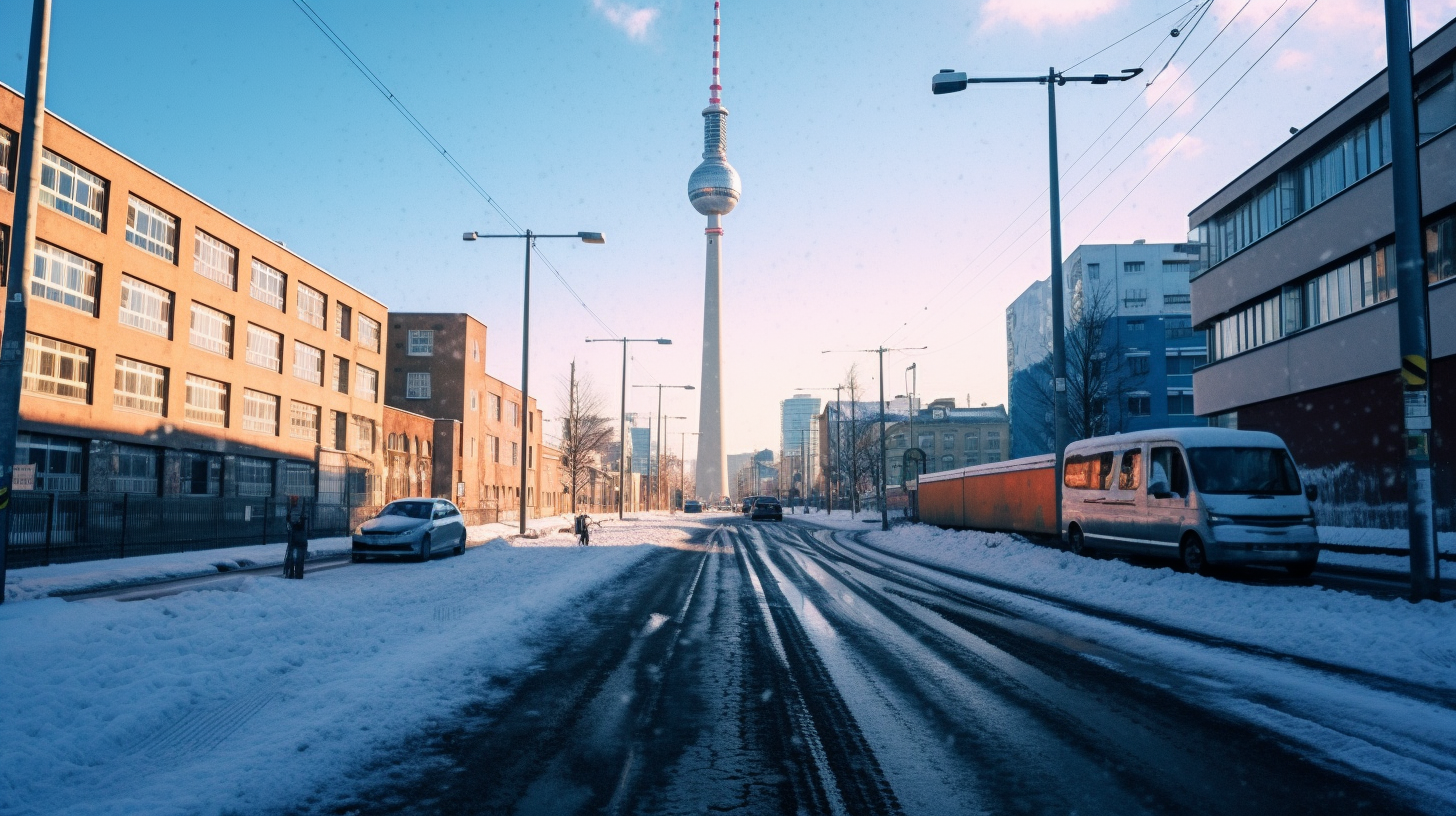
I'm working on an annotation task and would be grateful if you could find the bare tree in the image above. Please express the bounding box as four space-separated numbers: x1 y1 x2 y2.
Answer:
559 361 615 513
1027 280 1142 445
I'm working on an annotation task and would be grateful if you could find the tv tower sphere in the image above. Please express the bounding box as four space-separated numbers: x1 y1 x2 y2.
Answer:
688 103 741 216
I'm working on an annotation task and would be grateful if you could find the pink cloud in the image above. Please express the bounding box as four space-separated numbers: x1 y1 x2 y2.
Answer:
978 0 1126 32
1274 48 1314 70
592 0 660 41
1147 132 1205 161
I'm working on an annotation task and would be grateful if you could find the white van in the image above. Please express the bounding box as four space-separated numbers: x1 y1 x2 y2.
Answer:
1061 428 1319 575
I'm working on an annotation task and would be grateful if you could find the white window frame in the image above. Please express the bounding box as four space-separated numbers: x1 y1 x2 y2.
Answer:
193 230 237 290
32 241 98 315
118 275 172 338
290 401 320 441
406 372 431 400
407 329 434 356
242 389 280 435
245 324 282 372
23 333 91 403
249 259 286 311
296 282 326 329
358 314 381 352
356 365 378 402
125 196 177 262
351 415 375 454
184 374 229 427
113 356 167 416
293 340 323 385
39 148 106 229
189 302 233 357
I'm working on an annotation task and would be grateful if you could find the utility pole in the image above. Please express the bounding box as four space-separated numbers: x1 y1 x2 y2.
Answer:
632 383 694 513
585 337 672 519
824 346 925 531
933 64 1140 544
0 0 53 603
1384 0 1441 602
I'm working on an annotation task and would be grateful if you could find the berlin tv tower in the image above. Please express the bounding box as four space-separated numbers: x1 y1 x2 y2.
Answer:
687 0 740 502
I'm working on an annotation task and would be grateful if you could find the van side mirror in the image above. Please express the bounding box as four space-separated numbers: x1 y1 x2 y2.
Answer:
1305 485 1318 502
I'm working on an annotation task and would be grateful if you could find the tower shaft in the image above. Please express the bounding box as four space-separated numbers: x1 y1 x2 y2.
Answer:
695 214 727 501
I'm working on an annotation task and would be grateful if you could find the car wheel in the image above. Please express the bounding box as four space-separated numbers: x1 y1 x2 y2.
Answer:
454 535 465 556
1285 560 1317 578
418 534 432 563
1067 524 1093 557
1179 534 1210 575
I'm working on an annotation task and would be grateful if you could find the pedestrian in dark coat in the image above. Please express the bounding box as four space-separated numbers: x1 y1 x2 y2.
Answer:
284 496 309 579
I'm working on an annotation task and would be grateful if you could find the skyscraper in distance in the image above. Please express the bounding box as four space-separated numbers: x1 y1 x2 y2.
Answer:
687 0 740 501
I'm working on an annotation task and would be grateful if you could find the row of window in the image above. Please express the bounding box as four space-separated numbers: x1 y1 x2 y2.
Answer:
1126 390 1196 417
463 434 519 466
22 143 383 349
407 372 522 427
1125 352 1207 376
15 431 315 497
1119 290 1191 311
890 430 1003 453
1209 213 1456 361
1084 260 1192 280
1195 66 1456 271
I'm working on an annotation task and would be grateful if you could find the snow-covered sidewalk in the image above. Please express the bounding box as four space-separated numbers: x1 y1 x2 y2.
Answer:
0 515 704 816
790 518 1456 691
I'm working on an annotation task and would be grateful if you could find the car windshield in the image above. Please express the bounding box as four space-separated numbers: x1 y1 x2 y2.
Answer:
379 501 433 519
1186 447 1302 495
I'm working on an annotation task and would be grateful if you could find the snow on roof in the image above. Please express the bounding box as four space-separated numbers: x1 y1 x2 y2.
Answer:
1065 427 1288 455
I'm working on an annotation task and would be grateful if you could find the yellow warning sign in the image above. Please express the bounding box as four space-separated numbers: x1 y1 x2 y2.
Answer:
1402 354 1428 387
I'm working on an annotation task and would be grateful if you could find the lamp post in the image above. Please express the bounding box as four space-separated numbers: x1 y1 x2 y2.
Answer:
679 431 699 512
633 384 695 511
932 65 1140 543
586 337 672 519
463 229 604 534
824 347 925 530
659 415 686 511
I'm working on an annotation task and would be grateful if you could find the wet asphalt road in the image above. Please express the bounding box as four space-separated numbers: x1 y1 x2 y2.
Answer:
319 518 1433 816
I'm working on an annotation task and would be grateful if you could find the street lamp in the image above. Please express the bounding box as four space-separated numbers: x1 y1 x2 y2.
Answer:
463 229 604 534
658 415 686 511
586 337 672 519
679 431 699 513
824 347 925 530
632 384 695 511
932 64 1140 542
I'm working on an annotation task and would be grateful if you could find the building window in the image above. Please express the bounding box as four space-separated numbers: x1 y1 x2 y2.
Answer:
291 401 320 441
356 365 378 402
245 324 282 371
1167 390 1195 415
406 372 430 399
0 128 11 191
510 441 519 466
118 275 172 337
237 456 275 497
107 444 158 494
489 393 502 421
352 415 376 454
334 302 352 340
916 432 933 450
113 357 167 416
1123 261 1145 274
1086 262 1099 280
23 334 91 403
1162 293 1191 311
249 259 286 311
185 374 229 427
296 282 326 329
1128 394 1151 417
16 432 84 492
280 461 313 498
179 451 222 497
1127 319 1145 332
408 330 434 356
39 148 106 229
332 356 349 394
470 390 479 411
291 341 323 385
468 437 477 458
1128 355 1150 376
193 230 237 289
1165 317 1193 339
358 314 381 352
189 302 233 357
1163 260 1192 278
1123 288 1148 308
1166 354 1206 375
242 389 280 435
509 401 520 427
941 432 956 449
964 454 980 467
331 410 347 450
472 339 480 362
32 241 99 315
940 454 955 470
490 435 500 463
125 196 177 262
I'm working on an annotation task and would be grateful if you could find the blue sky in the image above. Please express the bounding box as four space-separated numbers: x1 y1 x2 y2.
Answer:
4 0 1454 457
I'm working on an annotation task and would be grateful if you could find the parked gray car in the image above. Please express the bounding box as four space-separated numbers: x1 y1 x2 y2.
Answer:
352 499 467 562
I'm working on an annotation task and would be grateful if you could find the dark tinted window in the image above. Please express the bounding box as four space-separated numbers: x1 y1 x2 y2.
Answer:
1187 447 1302 495
380 501 432 519
1149 447 1189 497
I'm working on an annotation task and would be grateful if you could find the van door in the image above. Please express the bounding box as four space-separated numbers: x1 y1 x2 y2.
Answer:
1145 445 1192 551
1072 451 1120 549
1100 447 1147 553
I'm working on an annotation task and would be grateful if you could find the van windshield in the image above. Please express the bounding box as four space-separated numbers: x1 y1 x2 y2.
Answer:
1186 447 1302 495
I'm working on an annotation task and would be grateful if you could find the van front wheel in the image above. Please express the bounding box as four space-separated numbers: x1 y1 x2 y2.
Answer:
1067 525 1094 557
1179 534 1210 575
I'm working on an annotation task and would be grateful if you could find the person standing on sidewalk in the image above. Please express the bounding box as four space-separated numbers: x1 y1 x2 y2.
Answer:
284 496 309 579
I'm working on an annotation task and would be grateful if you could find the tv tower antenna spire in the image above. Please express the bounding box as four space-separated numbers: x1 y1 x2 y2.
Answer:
687 0 741 503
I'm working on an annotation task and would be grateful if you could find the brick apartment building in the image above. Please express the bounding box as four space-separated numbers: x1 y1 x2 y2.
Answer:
383 313 564 521
0 83 388 502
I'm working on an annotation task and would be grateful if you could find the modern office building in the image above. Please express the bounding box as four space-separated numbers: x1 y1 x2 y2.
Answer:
780 394 821 499
0 83 387 502
885 399 1010 484
1006 241 1206 457
383 313 562 520
1189 20 1455 501
630 423 653 477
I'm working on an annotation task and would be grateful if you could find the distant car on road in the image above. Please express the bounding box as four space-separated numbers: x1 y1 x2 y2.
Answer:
352 499 466 563
750 497 783 522
684 500 703 513
741 496 764 515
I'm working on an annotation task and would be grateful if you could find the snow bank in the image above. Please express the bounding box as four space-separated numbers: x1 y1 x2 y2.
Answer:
3 538 354 603
0 517 701 816
797 520 1456 690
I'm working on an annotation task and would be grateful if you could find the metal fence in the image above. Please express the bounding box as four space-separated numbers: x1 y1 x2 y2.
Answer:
5 492 380 569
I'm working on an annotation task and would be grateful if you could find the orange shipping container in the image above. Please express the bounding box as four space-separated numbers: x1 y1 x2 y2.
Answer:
917 455 1058 536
